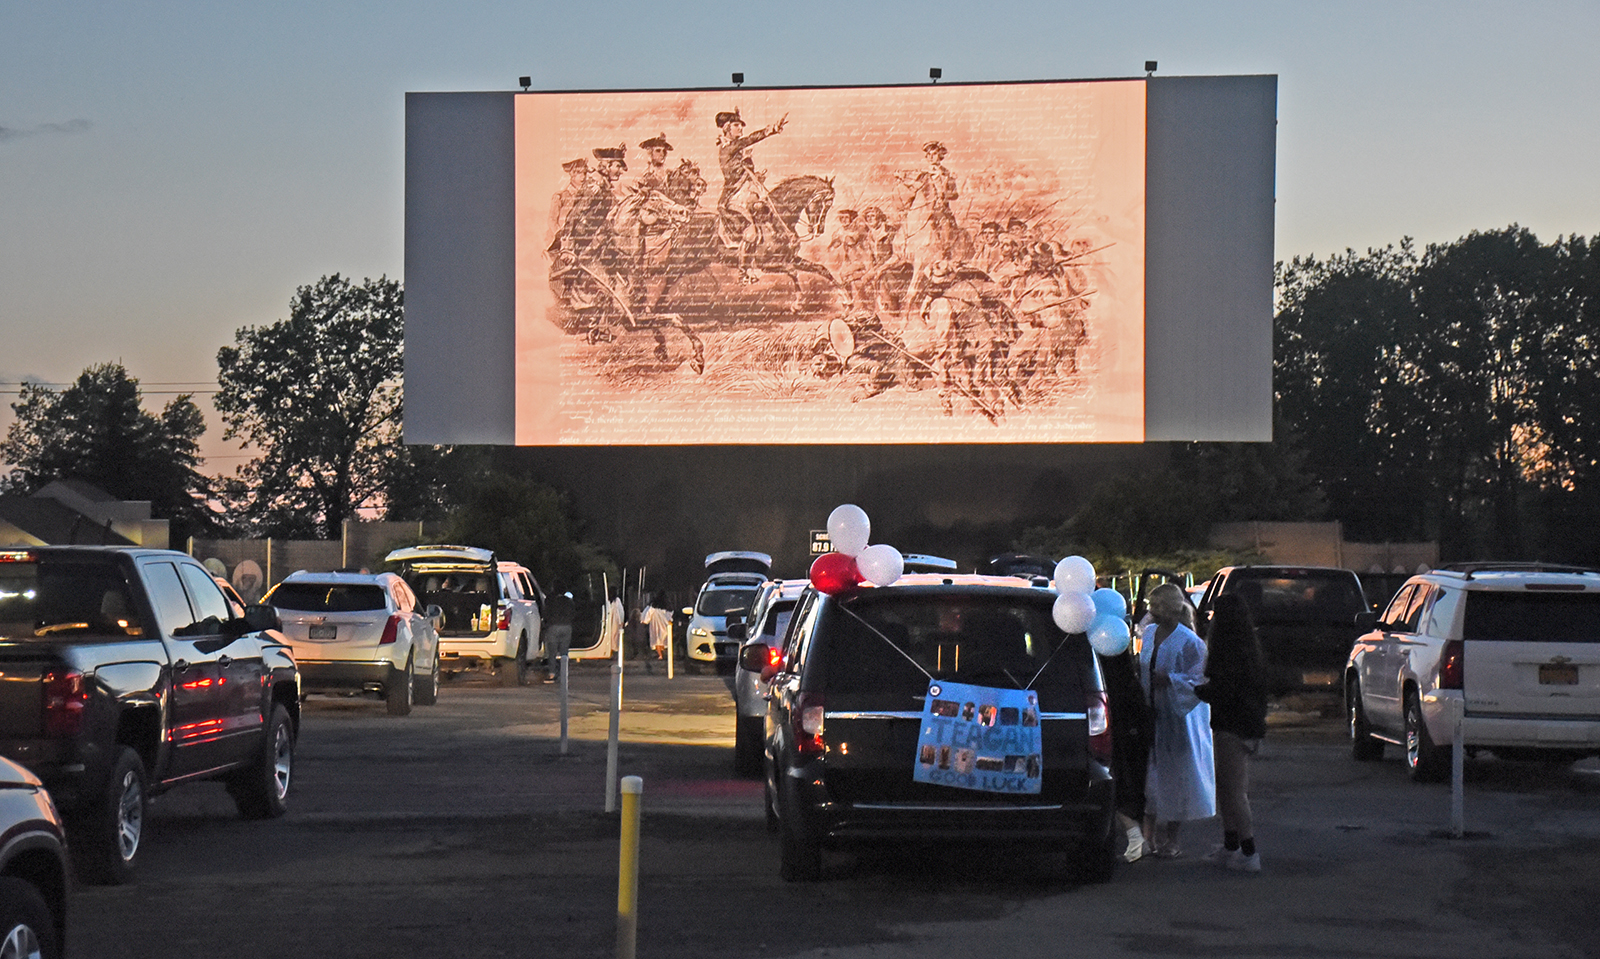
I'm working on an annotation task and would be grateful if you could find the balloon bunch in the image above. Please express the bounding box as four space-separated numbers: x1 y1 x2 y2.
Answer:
1049 555 1134 656
809 505 906 595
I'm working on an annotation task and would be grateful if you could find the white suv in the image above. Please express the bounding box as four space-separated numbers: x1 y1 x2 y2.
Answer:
385 546 546 686
1346 563 1600 781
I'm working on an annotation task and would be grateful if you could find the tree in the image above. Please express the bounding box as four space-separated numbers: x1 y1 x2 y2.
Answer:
215 275 407 538
436 472 591 591
0 363 212 538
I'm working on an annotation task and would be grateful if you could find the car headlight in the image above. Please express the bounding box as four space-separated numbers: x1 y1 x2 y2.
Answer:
691 627 711 639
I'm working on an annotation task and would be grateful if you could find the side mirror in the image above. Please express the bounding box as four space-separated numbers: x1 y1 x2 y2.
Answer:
681 607 693 616
1354 610 1377 631
738 642 769 673
242 604 282 633
727 622 747 641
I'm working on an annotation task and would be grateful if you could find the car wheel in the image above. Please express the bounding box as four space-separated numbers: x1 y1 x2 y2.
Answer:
763 780 779 834
733 714 764 778
415 652 441 706
1348 678 1385 761
73 745 146 885
228 703 295 819
0 877 61 959
777 783 821 882
387 656 415 716
1066 829 1118 884
1404 692 1447 782
514 636 532 687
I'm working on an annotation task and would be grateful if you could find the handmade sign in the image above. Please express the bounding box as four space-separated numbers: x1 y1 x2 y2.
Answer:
914 680 1042 794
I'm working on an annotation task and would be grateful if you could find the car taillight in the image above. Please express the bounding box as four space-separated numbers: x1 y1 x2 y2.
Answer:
1439 639 1464 690
766 645 784 670
497 606 510 630
794 691 825 758
43 669 88 738
379 614 401 646
1086 689 1113 764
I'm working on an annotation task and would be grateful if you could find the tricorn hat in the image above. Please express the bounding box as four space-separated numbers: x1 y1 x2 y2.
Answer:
639 133 674 151
561 157 588 173
922 140 948 158
715 109 744 128
592 143 628 169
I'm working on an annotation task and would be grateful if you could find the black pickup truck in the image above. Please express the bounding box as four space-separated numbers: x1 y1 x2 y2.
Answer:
0 546 301 884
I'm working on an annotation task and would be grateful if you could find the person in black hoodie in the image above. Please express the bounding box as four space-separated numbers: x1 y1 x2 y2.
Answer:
1194 592 1269 872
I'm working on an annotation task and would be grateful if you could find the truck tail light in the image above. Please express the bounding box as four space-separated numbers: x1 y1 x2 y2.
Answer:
1439 639 1464 690
794 691 826 758
379 614 401 646
1086 689 1113 764
43 669 88 738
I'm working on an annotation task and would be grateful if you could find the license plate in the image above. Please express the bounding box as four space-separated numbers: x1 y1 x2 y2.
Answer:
308 624 337 640
1301 671 1338 687
1539 663 1578 685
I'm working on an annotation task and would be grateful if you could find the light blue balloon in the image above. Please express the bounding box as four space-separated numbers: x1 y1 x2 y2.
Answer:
1088 613 1132 656
1091 587 1127 619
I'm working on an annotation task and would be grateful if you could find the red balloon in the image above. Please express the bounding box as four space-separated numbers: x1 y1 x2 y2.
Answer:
810 552 861 595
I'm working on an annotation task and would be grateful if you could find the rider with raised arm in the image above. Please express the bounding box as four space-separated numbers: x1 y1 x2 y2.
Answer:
715 108 787 284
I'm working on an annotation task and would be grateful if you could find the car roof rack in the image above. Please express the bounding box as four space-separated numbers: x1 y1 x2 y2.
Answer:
1435 562 1600 580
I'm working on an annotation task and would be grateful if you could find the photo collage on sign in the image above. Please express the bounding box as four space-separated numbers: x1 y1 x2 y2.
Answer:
914 679 1042 793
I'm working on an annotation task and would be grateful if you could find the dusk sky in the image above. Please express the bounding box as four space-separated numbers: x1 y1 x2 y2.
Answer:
3 0 1596 467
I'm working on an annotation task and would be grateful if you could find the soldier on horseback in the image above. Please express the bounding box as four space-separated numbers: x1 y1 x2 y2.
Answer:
715 108 789 284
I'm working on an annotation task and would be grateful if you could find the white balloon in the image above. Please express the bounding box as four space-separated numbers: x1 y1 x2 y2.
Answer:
1053 555 1096 596
856 543 904 587
827 504 871 557
1088 613 1133 656
1052 591 1097 634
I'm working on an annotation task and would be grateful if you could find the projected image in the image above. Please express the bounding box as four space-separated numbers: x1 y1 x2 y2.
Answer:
514 80 1146 444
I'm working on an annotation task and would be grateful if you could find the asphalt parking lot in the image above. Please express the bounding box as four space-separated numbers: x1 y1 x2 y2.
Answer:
64 666 1600 959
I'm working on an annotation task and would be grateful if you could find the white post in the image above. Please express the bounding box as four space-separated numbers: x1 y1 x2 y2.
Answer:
1450 694 1465 838
605 662 622 812
666 606 675 680
559 653 571 756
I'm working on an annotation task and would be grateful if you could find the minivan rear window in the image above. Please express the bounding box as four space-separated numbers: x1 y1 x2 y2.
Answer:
268 583 387 613
822 594 1079 696
1463 591 1600 643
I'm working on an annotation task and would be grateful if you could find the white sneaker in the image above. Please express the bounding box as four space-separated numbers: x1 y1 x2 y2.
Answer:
1227 850 1261 873
1123 827 1146 862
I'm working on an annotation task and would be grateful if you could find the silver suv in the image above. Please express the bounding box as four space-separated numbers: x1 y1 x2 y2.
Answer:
730 579 808 776
1346 563 1600 781
267 571 443 716
385 546 546 686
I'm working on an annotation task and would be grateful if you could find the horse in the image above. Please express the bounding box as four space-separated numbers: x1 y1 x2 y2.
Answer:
649 175 839 314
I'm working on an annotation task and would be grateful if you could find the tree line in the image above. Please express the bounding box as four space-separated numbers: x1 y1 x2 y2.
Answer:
6 225 1599 584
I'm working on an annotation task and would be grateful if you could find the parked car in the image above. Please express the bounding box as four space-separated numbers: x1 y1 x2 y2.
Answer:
758 573 1117 882
1196 566 1369 696
687 552 771 672
266 570 443 716
0 756 69 959
730 579 808 776
0 546 300 884
384 546 546 686
1346 563 1600 781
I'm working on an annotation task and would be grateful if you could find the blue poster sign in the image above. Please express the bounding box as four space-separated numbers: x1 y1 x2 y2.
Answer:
913 680 1042 794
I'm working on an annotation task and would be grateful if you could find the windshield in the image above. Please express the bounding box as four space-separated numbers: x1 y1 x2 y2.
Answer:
1227 571 1366 622
822 593 1084 697
1463 591 1600 642
697 588 757 617
0 560 143 637
267 582 387 613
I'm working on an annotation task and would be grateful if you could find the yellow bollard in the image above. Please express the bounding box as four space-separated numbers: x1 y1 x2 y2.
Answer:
616 776 643 959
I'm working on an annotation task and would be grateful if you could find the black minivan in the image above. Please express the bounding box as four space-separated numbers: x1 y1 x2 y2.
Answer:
757 574 1117 882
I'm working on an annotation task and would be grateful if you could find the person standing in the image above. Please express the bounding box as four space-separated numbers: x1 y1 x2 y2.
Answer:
543 591 574 684
1138 583 1216 858
1099 644 1153 862
1195 593 1269 872
641 595 674 664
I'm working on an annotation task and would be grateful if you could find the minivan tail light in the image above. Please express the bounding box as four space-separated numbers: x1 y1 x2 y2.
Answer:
43 669 88 738
794 691 826 758
1086 690 1113 765
1439 639 1464 690
379 614 402 645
